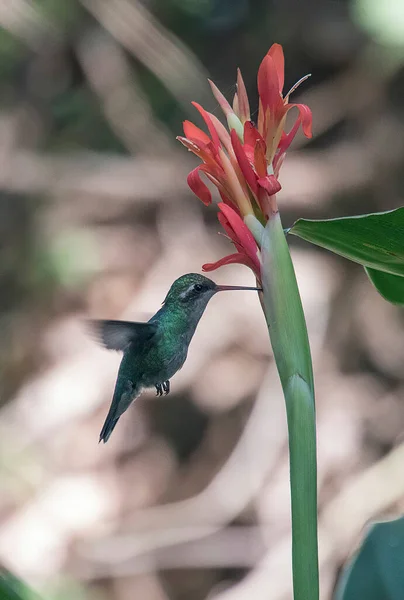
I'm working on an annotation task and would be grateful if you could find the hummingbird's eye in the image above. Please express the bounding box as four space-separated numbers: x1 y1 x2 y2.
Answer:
193 283 203 292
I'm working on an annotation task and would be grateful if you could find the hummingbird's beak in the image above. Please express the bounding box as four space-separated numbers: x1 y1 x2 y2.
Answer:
216 285 263 292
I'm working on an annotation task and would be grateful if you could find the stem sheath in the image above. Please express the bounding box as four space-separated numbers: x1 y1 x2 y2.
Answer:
260 212 319 600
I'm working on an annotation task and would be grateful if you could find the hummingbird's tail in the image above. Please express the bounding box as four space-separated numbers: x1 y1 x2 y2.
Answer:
99 361 141 443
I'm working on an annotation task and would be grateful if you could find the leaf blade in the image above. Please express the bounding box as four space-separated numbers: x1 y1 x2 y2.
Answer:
365 268 404 304
289 208 404 276
335 516 404 600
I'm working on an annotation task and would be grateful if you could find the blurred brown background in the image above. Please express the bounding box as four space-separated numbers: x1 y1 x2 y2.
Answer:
1 0 404 599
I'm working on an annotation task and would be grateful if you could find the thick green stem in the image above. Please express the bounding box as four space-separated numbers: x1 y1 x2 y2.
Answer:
285 374 318 600
259 212 319 600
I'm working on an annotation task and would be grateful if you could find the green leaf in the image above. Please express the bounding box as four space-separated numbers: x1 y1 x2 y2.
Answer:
289 208 404 276
366 268 404 304
335 516 404 600
0 570 41 600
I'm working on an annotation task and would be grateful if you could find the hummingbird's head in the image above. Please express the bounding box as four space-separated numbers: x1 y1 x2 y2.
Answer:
163 273 262 312
163 273 218 308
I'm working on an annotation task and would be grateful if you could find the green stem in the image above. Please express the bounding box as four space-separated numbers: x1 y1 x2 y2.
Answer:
259 212 319 600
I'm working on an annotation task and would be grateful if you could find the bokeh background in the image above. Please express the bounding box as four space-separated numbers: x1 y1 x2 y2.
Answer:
1 0 404 599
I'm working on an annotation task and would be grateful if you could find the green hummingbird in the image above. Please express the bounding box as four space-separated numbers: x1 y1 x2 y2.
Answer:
90 273 261 443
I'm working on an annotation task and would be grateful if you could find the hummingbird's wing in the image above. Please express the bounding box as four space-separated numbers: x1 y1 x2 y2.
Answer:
88 319 158 351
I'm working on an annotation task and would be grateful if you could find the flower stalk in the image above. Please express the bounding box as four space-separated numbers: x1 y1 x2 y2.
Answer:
178 43 319 600
261 212 318 600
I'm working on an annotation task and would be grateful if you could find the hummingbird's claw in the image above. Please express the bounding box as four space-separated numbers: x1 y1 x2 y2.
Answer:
155 381 170 396
156 383 165 396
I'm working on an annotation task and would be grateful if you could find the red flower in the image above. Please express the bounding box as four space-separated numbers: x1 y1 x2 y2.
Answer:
257 44 312 172
203 203 261 274
177 43 312 280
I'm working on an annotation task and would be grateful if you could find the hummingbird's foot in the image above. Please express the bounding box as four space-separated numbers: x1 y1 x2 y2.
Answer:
163 380 170 395
155 383 164 396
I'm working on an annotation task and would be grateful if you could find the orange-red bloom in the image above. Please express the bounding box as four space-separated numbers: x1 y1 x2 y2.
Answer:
177 43 312 280
203 203 261 274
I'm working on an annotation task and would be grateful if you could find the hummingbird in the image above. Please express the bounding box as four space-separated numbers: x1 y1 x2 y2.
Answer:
90 273 261 443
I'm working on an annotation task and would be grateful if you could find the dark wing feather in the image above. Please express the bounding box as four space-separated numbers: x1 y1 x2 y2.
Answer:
88 319 158 351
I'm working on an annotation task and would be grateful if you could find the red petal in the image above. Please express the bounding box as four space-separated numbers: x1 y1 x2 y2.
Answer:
230 129 258 195
244 122 265 150
243 122 265 165
257 97 265 137
267 44 285 92
257 174 282 195
257 55 283 112
202 252 257 273
236 68 250 122
274 103 313 166
187 167 212 205
218 203 256 249
287 103 313 138
218 203 260 272
178 136 221 171
273 152 286 178
208 79 233 118
183 121 211 145
232 92 239 115
192 102 221 150
203 167 236 204
219 190 241 213
208 112 232 154
254 139 267 178
217 211 238 244
218 211 248 256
